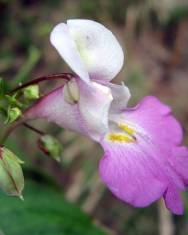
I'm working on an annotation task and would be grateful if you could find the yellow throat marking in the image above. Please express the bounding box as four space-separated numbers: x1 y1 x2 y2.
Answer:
118 123 135 135
107 123 136 143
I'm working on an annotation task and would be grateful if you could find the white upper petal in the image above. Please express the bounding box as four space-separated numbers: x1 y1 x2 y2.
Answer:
108 82 131 115
50 19 124 81
78 80 113 140
50 23 90 83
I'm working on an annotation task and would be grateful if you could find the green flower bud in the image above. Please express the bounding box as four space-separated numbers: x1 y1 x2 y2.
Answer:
64 79 80 104
5 107 22 124
23 85 39 100
0 147 24 198
5 95 23 108
38 135 63 162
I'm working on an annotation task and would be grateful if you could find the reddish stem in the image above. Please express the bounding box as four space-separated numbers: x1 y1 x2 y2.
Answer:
1 73 73 145
9 73 73 94
23 123 45 136
0 121 45 146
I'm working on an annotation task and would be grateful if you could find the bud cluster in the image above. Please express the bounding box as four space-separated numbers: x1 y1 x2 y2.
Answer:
0 78 40 124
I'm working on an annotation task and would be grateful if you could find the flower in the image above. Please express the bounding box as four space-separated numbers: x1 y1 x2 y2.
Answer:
25 19 130 141
24 19 188 214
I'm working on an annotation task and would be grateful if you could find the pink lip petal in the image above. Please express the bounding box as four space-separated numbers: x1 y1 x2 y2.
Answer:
164 184 184 215
99 148 167 207
99 96 188 214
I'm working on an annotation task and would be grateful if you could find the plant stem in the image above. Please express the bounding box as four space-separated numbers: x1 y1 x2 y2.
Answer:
23 123 44 136
0 120 45 146
0 120 23 146
9 73 73 94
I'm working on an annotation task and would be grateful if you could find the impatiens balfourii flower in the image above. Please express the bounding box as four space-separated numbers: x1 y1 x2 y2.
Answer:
25 19 130 141
24 19 188 215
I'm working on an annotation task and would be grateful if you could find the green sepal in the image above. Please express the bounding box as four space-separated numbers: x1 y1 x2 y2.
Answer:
38 135 63 162
5 95 23 108
23 85 39 100
0 147 24 198
5 107 22 124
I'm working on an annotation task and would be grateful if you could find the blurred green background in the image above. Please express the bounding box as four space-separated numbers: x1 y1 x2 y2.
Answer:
0 0 188 234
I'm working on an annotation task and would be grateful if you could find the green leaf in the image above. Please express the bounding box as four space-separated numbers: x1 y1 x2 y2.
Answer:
0 180 106 235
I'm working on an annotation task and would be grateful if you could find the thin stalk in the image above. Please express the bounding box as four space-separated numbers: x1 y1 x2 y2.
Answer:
0 120 45 146
23 123 44 136
0 119 24 146
9 73 73 94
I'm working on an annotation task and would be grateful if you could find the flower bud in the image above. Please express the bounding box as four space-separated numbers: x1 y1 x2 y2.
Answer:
0 147 24 198
38 135 63 162
5 107 22 124
23 85 39 100
63 79 80 104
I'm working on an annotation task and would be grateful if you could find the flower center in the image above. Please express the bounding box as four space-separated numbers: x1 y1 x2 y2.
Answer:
107 123 136 143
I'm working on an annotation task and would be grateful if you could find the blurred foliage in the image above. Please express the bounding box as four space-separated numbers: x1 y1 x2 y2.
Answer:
79 0 101 20
0 180 106 235
13 46 41 85
163 5 188 26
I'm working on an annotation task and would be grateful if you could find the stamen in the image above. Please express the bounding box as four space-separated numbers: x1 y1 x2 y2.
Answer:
118 123 135 135
107 133 135 143
107 123 136 143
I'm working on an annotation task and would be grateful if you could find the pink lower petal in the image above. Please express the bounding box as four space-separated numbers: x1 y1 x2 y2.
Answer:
99 150 167 207
164 185 184 215
99 96 188 214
